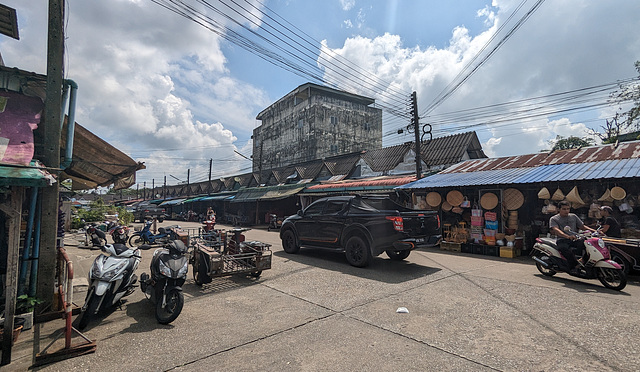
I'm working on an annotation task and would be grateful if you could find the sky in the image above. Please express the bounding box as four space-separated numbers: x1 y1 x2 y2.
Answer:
1 0 639 189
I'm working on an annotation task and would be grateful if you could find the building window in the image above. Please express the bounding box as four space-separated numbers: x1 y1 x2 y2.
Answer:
364 122 370 130
331 116 338 125
298 119 303 128
330 144 338 153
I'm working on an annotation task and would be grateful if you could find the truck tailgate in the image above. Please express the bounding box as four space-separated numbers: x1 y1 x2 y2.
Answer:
400 212 440 236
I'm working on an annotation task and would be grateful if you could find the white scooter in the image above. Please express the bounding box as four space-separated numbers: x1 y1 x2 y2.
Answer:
77 243 142 329
532 228 627 290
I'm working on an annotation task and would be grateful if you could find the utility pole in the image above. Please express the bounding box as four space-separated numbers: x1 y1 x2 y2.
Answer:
143 181 146 200
152 179 155 198
411 91 422 179
163 176 166 199
208 158 212 182
187 169 190 186
37 0 65 315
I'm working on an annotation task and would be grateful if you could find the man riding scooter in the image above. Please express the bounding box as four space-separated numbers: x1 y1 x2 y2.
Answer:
549 200 597 273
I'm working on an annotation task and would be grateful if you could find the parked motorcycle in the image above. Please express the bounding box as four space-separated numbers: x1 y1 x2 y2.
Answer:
140 240 189 324
267 214 280 231
77 243 141 329
532 229 627 290
84 222 107 248
129 220 179 247
109 224 130 244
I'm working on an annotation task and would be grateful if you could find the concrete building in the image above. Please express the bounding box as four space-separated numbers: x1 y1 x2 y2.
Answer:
253 83 382 172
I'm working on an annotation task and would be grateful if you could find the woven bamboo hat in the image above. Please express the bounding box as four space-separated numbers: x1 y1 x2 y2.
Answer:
441 200 452 212
503 188 525 210
446 190 464 206
551 188 565 201
480 192 499 210
565 186 585 204
538 187 550 199
598 188 613 202
611 186 626 200
426 192 442 207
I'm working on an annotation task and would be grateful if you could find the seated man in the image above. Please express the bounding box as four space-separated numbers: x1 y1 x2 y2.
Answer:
549 201 596 272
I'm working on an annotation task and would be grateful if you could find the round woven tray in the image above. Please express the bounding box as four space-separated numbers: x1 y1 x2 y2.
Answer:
426 192 442 207
441 200 452 212
503 188 524 210
480 192 499 210
446 190 464 206
611 186 626 200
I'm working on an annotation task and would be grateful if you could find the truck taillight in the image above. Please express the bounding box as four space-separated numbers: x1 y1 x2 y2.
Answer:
386 216 404 232
436 214 441 229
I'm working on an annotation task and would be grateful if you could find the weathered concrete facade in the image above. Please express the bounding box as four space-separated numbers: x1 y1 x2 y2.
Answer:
254 83 382 172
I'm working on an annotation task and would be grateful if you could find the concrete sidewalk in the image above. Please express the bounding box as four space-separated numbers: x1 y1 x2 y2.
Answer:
5 223 640 371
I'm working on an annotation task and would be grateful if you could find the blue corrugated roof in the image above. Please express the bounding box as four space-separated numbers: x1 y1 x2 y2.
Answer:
397 159 640 189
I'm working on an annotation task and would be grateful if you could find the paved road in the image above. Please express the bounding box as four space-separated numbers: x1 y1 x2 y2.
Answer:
10 220 640 371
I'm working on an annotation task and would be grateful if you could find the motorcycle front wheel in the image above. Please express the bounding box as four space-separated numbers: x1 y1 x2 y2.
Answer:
155 288 184 324
597 267 627 291
77 293 101 330
129 235 145 247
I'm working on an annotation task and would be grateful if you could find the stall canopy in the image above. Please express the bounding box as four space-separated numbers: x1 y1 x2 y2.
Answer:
231 184 305 203
303 175 416 194
397 141 640 189
0 161 56 187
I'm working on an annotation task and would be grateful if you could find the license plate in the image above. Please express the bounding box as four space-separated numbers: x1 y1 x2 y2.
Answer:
415 238 424 243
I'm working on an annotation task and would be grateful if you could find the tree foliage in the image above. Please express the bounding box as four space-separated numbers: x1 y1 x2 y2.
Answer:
549 135 594 151
593 61 640 143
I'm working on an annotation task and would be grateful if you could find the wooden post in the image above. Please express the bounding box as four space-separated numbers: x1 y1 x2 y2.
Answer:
1 187 24 365
38 0 65 310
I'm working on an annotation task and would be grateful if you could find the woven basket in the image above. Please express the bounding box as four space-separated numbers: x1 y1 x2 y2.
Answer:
446 190 464 207
611 186 626 200
426 192 442 207
441 200 452 212
503 188 524 210
480 193 499 210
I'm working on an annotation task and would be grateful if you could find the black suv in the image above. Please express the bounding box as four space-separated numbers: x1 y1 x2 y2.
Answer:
133 201 166 222
280 195 441 267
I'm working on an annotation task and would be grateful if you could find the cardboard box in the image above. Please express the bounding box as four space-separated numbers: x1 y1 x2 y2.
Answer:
500 246 521 258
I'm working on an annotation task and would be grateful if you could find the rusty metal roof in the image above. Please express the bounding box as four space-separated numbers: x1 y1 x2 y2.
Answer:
306 175 416 192
398 141 640 189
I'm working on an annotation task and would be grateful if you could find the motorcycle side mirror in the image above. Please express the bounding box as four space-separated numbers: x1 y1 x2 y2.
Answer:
140 244 152 250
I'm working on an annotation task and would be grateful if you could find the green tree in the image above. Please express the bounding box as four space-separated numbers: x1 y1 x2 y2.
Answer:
549 135 594 151
595 61 640 143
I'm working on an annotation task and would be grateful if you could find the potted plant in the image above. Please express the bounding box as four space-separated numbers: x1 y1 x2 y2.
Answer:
15 294 42 330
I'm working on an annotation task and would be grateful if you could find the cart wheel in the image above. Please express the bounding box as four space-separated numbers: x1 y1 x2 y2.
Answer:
250 271 262 278
193 262 205 286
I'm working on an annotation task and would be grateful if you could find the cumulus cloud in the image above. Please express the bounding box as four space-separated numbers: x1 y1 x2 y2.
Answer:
340 0 356 11
319 1 640 156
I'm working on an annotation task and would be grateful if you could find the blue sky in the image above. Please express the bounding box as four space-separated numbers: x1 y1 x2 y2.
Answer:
1 0 639 188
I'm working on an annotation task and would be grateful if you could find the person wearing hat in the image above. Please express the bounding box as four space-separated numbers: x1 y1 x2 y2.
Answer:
549 201 596 273
599 206 621 238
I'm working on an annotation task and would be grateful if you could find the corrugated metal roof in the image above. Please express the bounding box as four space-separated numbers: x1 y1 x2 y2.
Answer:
420 131 486 166
308 175 416 190
398 158 640 189
362 144 410 172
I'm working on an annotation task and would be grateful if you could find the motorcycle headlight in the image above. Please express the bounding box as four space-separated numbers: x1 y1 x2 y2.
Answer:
598 239 605 249
90 258 104 279
177 261 189 278
158 259 172 277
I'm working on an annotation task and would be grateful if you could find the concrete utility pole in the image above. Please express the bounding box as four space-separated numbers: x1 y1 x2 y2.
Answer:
37 0 65 310
208 158 212 182
411 91 422 179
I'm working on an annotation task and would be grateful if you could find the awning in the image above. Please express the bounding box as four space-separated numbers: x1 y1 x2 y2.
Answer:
159 198 187 206
303 175 416 194
0 161 56 187
182 196 207 203
232 185 305 203
261 186 305 200
200 193 237 201
397 158 640 189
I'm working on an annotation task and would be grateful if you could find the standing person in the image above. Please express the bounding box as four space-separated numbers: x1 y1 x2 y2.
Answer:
206 206 215 221
549 200 596 273
599 206 621 238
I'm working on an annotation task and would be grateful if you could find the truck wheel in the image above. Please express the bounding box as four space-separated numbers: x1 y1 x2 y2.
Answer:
386 249 411 261
281 230 300 254
345 236 371 267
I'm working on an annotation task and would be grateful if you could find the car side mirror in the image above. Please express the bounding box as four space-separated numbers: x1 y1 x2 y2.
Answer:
297 210 303 216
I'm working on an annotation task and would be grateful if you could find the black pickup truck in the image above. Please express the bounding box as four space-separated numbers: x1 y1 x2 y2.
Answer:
280 195 441 267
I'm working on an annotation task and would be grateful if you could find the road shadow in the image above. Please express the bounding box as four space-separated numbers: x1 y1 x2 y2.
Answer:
273 248 441 284
533 273 633 295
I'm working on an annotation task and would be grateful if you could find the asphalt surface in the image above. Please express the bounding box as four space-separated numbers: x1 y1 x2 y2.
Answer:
7 220 640 371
